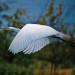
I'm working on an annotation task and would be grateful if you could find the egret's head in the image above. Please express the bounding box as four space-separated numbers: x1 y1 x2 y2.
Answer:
0 27 15 30
0 27 20 32
7 27 17 30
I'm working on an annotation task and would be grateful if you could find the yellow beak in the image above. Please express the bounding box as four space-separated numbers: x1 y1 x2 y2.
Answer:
0 28 9 30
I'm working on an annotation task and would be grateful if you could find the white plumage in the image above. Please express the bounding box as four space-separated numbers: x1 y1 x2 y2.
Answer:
8 24 59 54
0 24 71 54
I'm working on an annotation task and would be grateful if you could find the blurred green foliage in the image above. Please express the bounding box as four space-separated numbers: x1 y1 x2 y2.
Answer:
0 63 27 75
39 1 62 25
72 66 75 75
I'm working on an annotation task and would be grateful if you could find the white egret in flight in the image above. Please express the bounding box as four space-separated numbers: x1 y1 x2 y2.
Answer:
0 24 75 54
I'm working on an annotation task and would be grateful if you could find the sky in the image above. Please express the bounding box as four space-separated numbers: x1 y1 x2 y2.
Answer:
0 0 75 26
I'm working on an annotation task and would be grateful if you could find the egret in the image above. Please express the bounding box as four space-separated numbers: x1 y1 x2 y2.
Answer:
0 24 75 54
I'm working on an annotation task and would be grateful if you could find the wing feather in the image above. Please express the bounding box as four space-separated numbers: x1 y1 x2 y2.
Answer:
28 42 35 54
23 37 52 54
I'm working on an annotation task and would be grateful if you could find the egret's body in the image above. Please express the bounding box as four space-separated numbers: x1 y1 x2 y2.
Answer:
0 24 74 54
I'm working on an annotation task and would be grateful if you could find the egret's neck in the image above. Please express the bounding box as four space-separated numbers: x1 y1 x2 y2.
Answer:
12 28 20 33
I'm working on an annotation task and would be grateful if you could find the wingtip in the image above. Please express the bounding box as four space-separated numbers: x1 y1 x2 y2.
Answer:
8 48 18 54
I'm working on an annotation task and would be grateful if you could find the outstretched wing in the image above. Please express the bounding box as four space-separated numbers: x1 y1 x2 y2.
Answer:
9 24 59 54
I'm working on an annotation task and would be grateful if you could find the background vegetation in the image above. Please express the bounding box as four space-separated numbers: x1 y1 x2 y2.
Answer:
0 1 75 75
